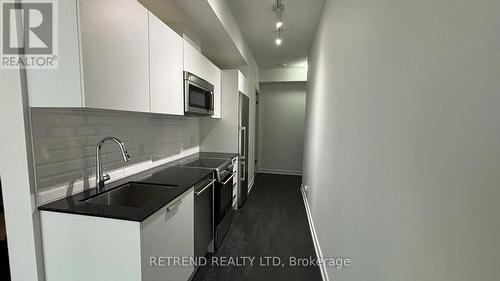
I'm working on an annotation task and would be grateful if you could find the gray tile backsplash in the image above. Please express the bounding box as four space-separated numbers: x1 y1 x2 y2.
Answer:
31 108 199 193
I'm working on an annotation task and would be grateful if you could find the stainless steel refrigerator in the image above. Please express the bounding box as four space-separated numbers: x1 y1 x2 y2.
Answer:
238 93 249 208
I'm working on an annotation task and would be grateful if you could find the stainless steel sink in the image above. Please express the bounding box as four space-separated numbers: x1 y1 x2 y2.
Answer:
82 182 177 208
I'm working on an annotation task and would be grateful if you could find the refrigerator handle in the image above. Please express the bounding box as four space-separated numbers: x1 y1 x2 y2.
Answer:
240 126 247 159
240 161 246 181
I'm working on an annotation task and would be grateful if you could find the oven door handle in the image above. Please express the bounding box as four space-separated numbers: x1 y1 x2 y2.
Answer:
195 179 216 196
222 172 237 185
210 91 214 111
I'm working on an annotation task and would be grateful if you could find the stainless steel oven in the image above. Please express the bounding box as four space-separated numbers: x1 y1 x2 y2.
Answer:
194 175 216 260
184 71 214 116
214 171 236 249
177 156 236 250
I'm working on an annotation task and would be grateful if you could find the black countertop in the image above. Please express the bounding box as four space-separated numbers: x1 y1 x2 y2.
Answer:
198 152 238 159
38 158 214 222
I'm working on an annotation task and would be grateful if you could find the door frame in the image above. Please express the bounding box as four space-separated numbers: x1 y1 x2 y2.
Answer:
255 88 262 175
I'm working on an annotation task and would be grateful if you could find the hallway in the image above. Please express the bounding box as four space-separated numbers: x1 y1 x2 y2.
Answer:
193 173 322 281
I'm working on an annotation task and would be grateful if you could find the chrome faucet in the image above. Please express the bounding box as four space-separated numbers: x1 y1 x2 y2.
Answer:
95 137 130 193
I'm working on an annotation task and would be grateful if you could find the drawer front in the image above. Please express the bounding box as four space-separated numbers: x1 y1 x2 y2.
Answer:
141 188 194 281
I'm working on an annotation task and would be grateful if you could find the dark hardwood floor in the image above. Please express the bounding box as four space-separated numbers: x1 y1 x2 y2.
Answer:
193 173 322 281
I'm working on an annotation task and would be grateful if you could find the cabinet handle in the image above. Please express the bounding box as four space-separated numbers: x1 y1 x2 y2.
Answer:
240 161 246 181
167 199 182 212
240 126 247 159
210 91 215 111
222 172 237 185
195 179 216 196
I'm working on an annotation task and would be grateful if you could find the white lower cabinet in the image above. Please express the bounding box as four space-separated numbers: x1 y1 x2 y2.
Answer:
141 189 194 281
40 188 194 281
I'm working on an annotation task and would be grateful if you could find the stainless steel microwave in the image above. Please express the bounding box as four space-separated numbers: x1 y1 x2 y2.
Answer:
184 71 214 116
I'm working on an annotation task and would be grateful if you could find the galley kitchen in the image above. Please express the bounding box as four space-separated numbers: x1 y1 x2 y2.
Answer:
3 0 498 281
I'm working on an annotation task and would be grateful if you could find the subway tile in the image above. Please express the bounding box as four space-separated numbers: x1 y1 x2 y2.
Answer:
76 126 96 136
60 115 85 126
34 138 64 153
85 115 106 125
31 108 200 200
37 170 85 191
31 113 61 127
32 127 49 138
64 137 86 148
49 127 75 137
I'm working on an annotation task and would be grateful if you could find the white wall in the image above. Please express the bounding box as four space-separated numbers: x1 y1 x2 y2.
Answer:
206 0 260 186
200 70 239 153
304 0 500 280
259 68 307 83
259 82 306 175
245 64 259 186
0 71 44 280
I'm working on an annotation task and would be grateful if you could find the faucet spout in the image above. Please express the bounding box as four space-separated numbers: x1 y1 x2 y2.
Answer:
95 137 130 193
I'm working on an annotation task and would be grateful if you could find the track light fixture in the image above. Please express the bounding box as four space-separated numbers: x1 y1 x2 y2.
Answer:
273 0 285 46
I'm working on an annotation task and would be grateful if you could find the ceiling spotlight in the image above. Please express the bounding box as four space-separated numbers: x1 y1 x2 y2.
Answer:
275 37 282 46
276 21 283 29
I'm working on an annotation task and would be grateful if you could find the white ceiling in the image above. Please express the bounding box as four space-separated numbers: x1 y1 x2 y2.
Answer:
140 0 246 68
227 0 326 69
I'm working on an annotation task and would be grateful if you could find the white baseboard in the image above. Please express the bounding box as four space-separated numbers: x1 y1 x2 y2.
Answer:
258 168 302 176
300 187 329 281
38 146 200 205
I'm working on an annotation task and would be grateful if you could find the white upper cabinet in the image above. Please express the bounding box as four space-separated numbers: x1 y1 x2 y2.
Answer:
79 0 150 112
183 41 222 118
183 41 208 79
238 71 248 96
26 0 83 107
27 0 151 112
26 0 219 118
148 12 184 115
211 64 222 118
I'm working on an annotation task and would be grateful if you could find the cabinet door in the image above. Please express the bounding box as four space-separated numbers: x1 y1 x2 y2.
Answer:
41 211 142 281
79 0 150 112
149 12 184 115
27 0 83 108
183 40 205 79
211 65 222 118
141 189 194 281
238 71 248 96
